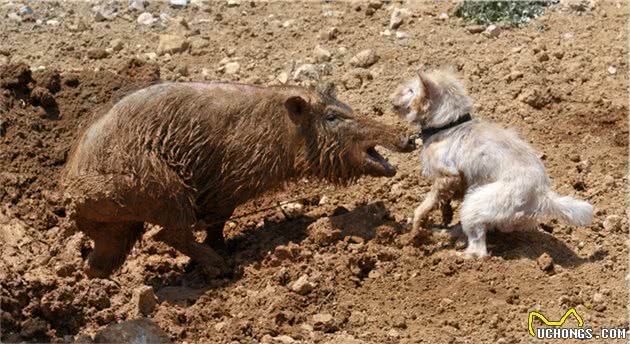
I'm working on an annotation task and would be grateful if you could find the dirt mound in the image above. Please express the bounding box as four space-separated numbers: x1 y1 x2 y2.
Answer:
0 1 628 343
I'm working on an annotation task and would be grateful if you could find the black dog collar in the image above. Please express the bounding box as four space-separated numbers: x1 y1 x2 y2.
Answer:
419 113 473 142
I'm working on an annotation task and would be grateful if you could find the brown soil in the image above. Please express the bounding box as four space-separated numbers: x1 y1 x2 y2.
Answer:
0 1 628 343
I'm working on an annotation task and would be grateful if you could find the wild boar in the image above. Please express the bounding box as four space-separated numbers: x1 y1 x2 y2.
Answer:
62 82 414 278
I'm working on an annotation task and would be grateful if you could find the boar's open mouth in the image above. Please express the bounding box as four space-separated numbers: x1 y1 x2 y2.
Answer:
363 145 396 177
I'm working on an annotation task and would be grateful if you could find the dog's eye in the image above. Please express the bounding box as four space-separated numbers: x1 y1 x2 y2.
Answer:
406 88 414 95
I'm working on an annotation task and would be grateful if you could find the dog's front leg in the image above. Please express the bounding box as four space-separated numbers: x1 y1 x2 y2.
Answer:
412 176 461 233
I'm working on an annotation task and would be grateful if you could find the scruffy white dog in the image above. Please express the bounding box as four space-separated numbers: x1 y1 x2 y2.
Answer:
390 67 593 257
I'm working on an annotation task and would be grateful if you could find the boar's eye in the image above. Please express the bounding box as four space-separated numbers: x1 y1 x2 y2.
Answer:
325 112 338 123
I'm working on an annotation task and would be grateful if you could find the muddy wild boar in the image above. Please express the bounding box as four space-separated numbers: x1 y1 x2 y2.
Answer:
62 82 414 278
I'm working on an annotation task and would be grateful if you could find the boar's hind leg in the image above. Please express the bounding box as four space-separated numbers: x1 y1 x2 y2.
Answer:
78 217 144 278
154 227 230 278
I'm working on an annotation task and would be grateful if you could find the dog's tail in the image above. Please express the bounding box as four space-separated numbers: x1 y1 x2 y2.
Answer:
540 191 593 226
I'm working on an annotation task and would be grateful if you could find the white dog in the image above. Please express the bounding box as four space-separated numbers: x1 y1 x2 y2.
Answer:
390 67 593 257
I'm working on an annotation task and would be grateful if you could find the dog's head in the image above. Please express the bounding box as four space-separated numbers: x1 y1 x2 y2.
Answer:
390 67 472 128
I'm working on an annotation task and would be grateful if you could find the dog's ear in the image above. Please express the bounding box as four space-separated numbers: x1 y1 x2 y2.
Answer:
417 72 438 99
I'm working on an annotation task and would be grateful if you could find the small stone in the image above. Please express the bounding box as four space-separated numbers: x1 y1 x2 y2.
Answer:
313 45 332 63
318 196 329 205
367 0 382 10
223 61 240 74
128 0 145 11
169 0 188 8
395 31 409 39
277 71 289 84
290 275 314 295
144 52 158 61
389 8 406 29
157 34 189 55
553 51 565 59
214 321 227 332
592 292 605 304
467 25 485 34
189 38 210 50
46 19 60 26
110 39 124 52
307 217 341 246
537 253 554 272
321 27 339 40
608 65 617 75
538 53 550 62
603 215 622 232
483 24 500 37
19 5 33 16
93 319 171 343
349 49 379 68
87 48 108 60
387 329 400 338
93 4 117 22
137 12 155 25
312 313 336 332
293 63 320 81
8 13 22 22
342 68 373 90
506 70 523 82
132 286 157 316
438 12 449 20
227 0 240 7
282 20 294 28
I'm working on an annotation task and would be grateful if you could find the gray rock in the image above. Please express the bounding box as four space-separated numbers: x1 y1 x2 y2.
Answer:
19 5 33 16
603 215 622 232
169 0 188 8
483 24 501 38
128 0 146 11
293 63 320 81
93 3 118 22
157 34 189 55
136 12 154 25
536 253 554 272
223 61 240 74
93 319 171 343
290 275 315 295
312 313 336 332
349 49 379 68
313 45 332 63
389 8 409 30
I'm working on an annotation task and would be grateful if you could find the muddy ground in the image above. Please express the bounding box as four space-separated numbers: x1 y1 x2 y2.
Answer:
0 1 628 343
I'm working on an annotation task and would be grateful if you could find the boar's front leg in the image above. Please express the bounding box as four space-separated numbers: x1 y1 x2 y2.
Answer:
201 208 236 250
155 227 230 278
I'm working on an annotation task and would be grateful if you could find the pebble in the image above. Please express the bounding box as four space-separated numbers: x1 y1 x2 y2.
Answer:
536 253 554 272
386 329 400 338
169 0 188 8
157 34 189 55
137 12 155 25
128 0 145 11
608 65 617 75
438 12 449 20
110 38 124 52
222 61 240 74
307 217 341 246
395 31 409 39
483 24 500 37
349 49 379 68
293 63 320 81
312 313 336 332
227 0 240 7
276 71 289 84
467 25 485 34
313 45 332 63
19 5 33 16
603 215 622 232
8 13 22 22
280 202 304 219
321 27 339 40
290 275 314 295
46 19 60 26
93 4 117 22
367 0 383 10
342 69 372 90
389 8 406 29
94 319 171 343
87 48 108 60
214 321 227 332
592 292 605 303
132 286 157 316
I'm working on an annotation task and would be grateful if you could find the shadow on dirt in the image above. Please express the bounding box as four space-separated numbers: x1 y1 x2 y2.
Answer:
148 202 396 306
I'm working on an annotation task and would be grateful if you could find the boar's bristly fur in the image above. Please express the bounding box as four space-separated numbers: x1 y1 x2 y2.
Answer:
62 82 413 278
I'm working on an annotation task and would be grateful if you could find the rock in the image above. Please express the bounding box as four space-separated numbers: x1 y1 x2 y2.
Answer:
608 65 617 75
137 12 155 25
349 49 379 68
603 215 622 232
93 319 171 343
132 286 157 316
538 53 550 62
110 39 124 52
46 19 60 26
214 321 227 332
321 27 339 40
483 24 500 37
277 71 289 84
19 5 33 16
387 329 400 338
506 70 523 82
263 335 296 344
592 292 605 304
227 0 240 7
367 0 382 10
189 37 210 50
313 45 332 63
128 0 146 11
389 8 406 29
290 275 314 295
438 12 449 20
8 13 22 22
293 64 320 81
157 34 189 55
467 25 485 34
87 48 108 60
307 217 341 246
280 202 304 219
144 52 158 61
223 61 240 74
169 0 188 8
318 196 329 205
312 313 336 332
395 31 409 39
537 253 554 272
93 3 117 22
324 334 365 344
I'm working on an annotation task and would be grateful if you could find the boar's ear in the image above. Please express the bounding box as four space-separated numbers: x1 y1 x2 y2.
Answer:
285 96 310 125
